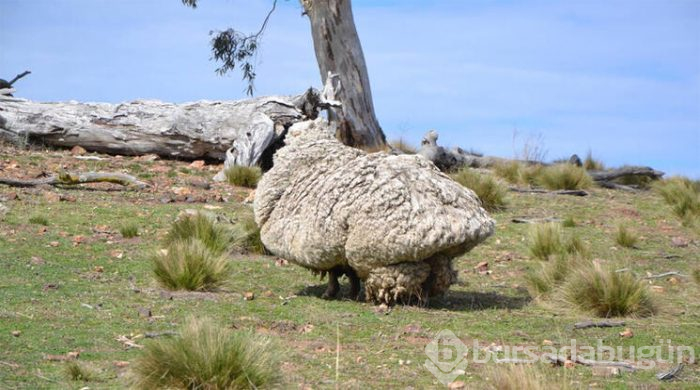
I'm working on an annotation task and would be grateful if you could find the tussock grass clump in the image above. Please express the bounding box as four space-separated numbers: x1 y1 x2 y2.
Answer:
564 263 655 317
565 235 589 257
528 223 563 260
225 165 262 188
536 164 593 190
28 215 49 226
389 138 416 154
615 224 638 248
562 216 576 228
130 317 280 390
65 361 96 382
165 213 233 256
655 177 700 226
486 363 571 390
693 269 700 285
526 254 571 295
492 161 542 187
153 239 231 291
450 167 507 212
583 150 605 171
120 224 139 238
230 208 266 254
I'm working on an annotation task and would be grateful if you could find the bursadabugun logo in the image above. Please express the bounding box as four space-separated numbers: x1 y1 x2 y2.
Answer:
423 329 468 386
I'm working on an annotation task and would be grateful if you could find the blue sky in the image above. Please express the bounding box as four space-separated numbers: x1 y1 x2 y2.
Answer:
1 0 698 177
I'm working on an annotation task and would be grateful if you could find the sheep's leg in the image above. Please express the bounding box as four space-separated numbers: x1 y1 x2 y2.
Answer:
321 268 341 299
347 268 361 300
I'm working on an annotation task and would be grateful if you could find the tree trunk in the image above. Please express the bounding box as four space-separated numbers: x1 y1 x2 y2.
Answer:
303 0 386 150
0 91 320 168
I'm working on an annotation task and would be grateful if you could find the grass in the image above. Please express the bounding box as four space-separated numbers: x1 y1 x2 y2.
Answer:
654 176 700 227
615 224 638 248
225 165 262 188
485 364 572 390
120 224 139 238
694 269 700 284
130 317 280 390
492 161 542 187
535 164 593 190
528 223 563 260
525 254 572 295
583 150 605 171
2 143 700 388
389 138 417 154
28 215 49 226
230 208 266 254
165 212 234 255
64 361 97 382
152 238 231 291
561 216 576 228
564 262 656 317
450 167 507 211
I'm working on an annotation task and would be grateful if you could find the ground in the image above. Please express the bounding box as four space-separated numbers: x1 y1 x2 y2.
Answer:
0 142 698 389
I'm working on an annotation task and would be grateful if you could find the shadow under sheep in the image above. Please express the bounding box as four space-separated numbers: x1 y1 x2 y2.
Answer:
296 283 531 311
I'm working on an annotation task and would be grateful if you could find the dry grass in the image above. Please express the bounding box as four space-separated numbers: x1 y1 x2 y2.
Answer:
485 363 571 390
451 167 508 212
130 317 280 390
564 262 655 317
165 212 233 256
654 176 700 227
536 164 593 190
528 223 563 260
29 215 49 226
152 239 231 291
583 150 605 171
615 224 638 248
389 138 417 154
225 165 262 188
230 208 266 254
561 216 576 228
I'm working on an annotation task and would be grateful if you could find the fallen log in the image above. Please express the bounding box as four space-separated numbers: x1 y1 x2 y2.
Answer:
573 320 626 330
0 171 148 189
509 188 589 196
588 166 664 182
0 89 322 169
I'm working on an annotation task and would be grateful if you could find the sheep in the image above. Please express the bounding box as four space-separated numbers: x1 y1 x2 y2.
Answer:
254 119 494 305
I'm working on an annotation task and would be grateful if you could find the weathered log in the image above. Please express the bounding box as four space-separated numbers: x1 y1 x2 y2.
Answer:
509 188 589 196
573 320 626 330
0 90 322 168
588 166 664 182
0 171 148 189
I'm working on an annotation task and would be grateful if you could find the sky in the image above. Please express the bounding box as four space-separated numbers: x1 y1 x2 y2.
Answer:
1 0 699 177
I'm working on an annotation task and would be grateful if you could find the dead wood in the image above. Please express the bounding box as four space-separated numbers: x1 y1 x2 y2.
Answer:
0 171 148 189
573 320 626 330
509 188 589 196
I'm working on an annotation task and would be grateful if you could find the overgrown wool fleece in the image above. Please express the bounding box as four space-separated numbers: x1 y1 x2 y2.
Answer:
254 119 495 304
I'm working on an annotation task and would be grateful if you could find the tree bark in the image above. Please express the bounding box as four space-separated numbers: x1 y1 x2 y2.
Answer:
303 0 386 150
0 91 320 166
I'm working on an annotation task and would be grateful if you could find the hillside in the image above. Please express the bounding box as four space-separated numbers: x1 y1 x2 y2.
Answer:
0 141 698 389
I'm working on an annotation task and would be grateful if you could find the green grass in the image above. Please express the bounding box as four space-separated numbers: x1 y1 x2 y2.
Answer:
564 263 656 317
655 176 700 227
225 165 262 188
28 215 49 226
230 208 266 254
450 167 507 211
64 361 97 382
615 224 638 248
694 269 700 284
527 223 563 260
561 216 576 228
536 164 593 190
153 238 231 291
165 212 234 255
120 224 139 238
2 144 699 388
130 317 280 389
485 363 573 390
389 138 417 154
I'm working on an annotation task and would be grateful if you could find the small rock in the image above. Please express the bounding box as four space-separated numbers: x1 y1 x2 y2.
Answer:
113 360 130 368
542 339 554 346
30 256 45 265
93 266 104 273
671 237 689 247
11 330 21 337
619 328 634 338
448 380 466 390
70 145 87 155
187 178 211 190
262 290 274 297
189 160 206 169
138 307 152 318
43 191 60 203
564 359 576 368
243 292 255 301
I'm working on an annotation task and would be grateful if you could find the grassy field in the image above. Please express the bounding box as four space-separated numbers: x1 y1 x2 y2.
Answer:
1 143 698 389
